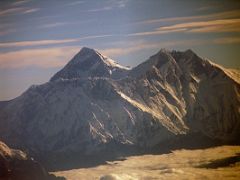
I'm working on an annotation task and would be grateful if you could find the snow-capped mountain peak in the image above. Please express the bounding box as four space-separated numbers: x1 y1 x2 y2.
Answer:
50 47 129 81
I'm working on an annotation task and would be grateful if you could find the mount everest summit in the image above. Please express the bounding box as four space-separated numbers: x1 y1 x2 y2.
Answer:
0 47 239 166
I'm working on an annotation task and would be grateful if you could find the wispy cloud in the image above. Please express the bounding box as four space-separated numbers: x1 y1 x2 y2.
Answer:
159 18 240 33
0 7 39 16
0 35 114 48
0 7 24 16
39 19 94 29
128 28 186 36
23 8 39 14
82 0 128 12
0 39 79 48
135 9 240 25
0 46 80 69
129 18 240 37
113 0 128 8
40 22 69 29
79 34 115 40
85 6 112 12
11 0 31 6
67 1 85 6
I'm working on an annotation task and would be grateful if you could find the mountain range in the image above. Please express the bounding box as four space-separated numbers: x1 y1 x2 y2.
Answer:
0 47 239 169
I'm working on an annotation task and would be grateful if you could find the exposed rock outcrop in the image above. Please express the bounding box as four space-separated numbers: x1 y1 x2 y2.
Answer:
0 141 65 180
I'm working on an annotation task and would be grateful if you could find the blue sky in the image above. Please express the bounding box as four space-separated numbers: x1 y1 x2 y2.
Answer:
0 0 240 100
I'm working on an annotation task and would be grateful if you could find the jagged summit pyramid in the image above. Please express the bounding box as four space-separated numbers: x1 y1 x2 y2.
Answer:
50 47 130 81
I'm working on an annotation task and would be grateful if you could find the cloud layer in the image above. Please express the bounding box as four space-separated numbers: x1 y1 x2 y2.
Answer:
0 47 79 69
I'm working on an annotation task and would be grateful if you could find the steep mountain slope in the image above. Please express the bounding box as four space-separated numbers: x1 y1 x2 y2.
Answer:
126 49 240 141
170 50 240 141
0 47 239 165
0 141 64 180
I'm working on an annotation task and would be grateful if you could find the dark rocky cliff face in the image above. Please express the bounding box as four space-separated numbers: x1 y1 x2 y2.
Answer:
0 141 65 180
